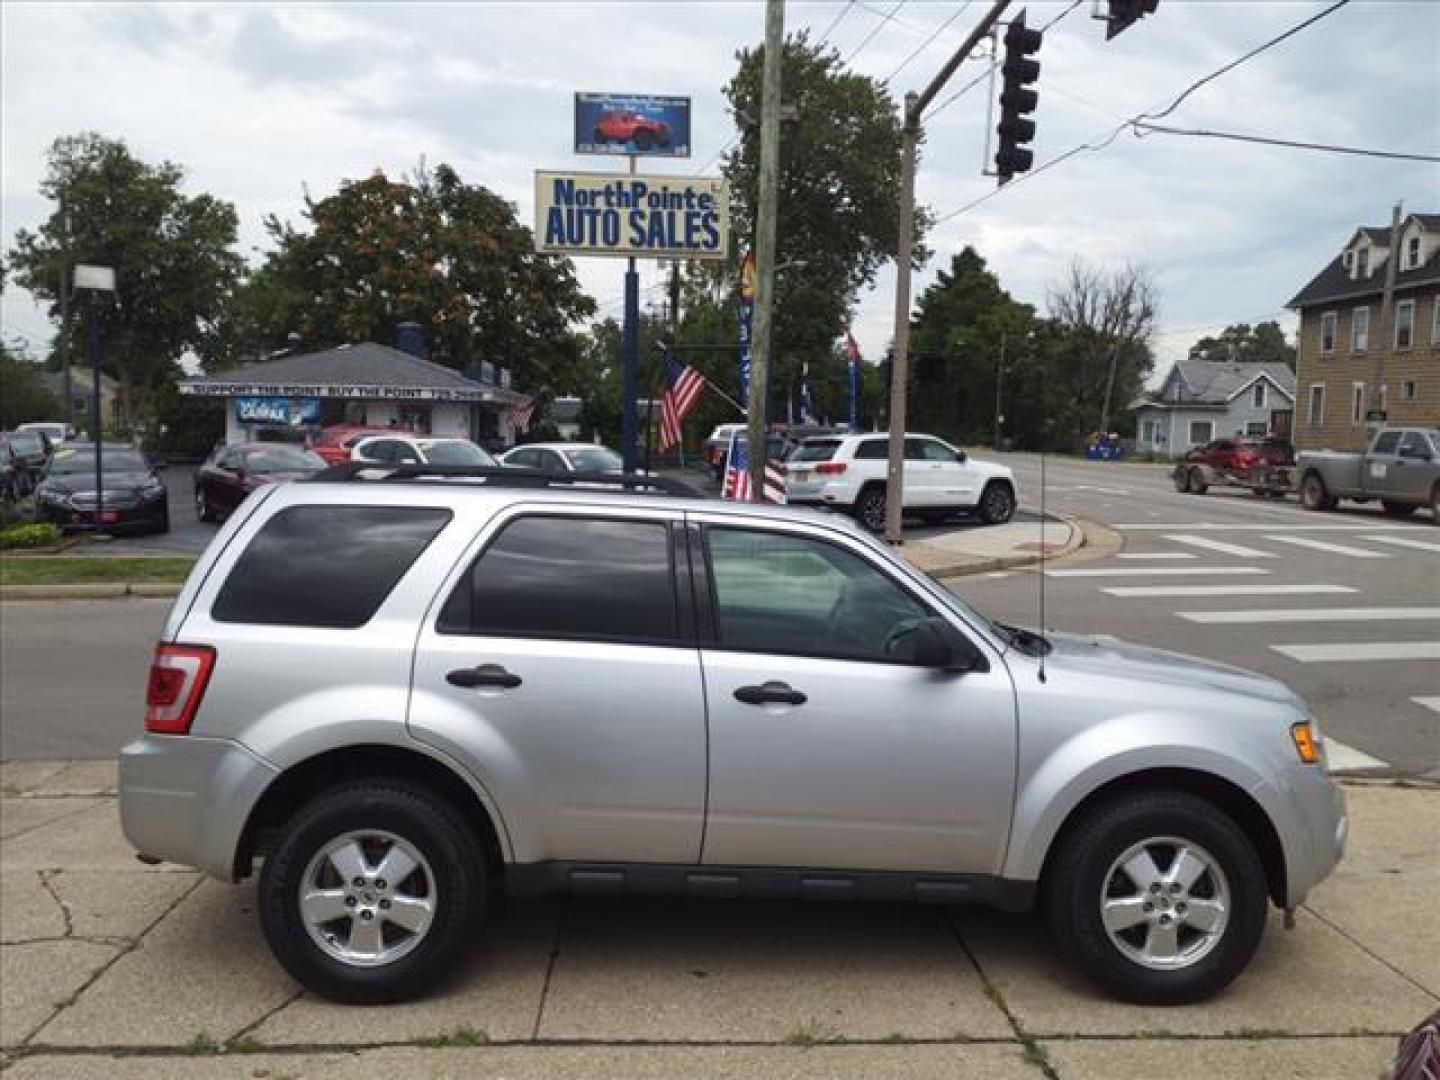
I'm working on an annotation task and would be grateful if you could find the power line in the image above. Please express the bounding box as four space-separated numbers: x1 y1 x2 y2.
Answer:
1131 121 1439 163
932 0 1356 225
845 0 907 66
885 2 973 83
816 0 857 47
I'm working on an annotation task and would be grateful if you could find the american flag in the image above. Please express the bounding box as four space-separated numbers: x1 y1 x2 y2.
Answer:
660 357 706 451
721 433 786 504
507 397 535 434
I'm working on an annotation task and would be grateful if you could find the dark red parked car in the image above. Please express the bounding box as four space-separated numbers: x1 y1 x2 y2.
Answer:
593 109 671 150
194 443 325 523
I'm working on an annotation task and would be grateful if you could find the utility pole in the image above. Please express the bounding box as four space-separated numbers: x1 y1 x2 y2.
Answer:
885 0 1011 544
1371 200 1402 433
747 0 784 501
994 329 1006 451
1099 340 1119 434
58 193 73 429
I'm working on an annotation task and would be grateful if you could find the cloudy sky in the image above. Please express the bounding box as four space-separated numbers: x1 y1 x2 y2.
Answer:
2 1 1437 382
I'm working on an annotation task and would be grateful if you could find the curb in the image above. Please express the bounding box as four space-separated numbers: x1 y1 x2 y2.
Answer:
0 582 182 601
917 513 1100 580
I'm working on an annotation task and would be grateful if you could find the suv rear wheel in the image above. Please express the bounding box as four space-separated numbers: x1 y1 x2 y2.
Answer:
854 484 887 532
1045 790 1267 1004
258 779 486 1003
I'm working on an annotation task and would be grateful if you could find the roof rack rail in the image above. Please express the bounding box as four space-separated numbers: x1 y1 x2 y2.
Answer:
306 462 704 498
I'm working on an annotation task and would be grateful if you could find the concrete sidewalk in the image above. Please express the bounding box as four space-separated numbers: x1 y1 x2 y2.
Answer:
2 762 1435 1078
902 514 1110 579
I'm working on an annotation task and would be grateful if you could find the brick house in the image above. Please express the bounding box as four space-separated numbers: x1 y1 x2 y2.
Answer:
1287 211 1440 451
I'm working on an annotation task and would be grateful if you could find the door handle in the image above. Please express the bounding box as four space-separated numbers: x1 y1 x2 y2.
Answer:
447 664 522 689
734 681 807 706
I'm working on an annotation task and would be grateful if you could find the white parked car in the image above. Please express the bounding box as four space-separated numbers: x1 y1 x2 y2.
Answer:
17 421 76 446
785 433 1017 530
498 442 629 474
350 435 496 467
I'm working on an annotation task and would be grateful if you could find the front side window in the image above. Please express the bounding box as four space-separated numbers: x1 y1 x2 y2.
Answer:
1398 432 1435 459
1395 300 1415 349
439 516 677 644
854 438 888 460
907 437 958 462
1351 307 1370 353
1372 431 1401 455
705 528 933 664
1320 311 1336 354
213 506 451 628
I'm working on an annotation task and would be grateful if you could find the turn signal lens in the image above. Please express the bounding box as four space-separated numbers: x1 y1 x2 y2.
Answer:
1290 721 1321 764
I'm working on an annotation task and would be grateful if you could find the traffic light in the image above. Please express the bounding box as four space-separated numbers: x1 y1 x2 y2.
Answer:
1106 0 1159 40
995 10 1042 185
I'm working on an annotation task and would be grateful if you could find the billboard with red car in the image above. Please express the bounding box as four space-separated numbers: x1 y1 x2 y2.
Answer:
575 92 691 158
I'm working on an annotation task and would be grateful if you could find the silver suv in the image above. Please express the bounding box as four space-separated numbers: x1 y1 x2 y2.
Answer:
120 464 1346 1005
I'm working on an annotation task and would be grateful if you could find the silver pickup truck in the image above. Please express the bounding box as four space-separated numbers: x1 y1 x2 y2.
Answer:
1295 427 1440 519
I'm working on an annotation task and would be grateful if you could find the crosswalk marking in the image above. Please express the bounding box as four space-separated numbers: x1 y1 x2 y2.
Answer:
1112 523 1419 531
1412 696 1440 714
1265 535 1390 558
1271 642 1440 663
1361 534 1440 554
1325 739 1389 773
1048 567 1269 578
1116 552 1197 560
1102 584 1358 598
1164 534 1277 558
1177 607 1440 624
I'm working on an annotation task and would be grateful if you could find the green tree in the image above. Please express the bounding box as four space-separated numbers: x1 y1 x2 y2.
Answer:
7 133 243 429
724 31 924 412
1188 321 1295 369
0 341 61 428
241 163 596 394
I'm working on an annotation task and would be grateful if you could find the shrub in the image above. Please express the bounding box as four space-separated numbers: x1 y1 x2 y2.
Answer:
0 523 64 550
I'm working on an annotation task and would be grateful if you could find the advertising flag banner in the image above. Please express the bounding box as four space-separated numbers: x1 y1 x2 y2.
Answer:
843 331 862 431
737 250 756 402
534 171 728 260
575 93 691 158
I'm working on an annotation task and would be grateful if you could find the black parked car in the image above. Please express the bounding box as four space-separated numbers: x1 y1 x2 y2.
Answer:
33 444 170 534
194 442 326 523
2 429 52 489
1 439 27 502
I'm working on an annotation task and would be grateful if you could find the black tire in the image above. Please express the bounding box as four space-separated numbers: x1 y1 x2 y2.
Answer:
1381 500 1415 517
1299 472 1336 512
978 481 1016 525
195 487 216 523
1186 467 1208 495
853 484 887 532
1172 468 1190 493
1045 790 1268 1004
258 779 487 1004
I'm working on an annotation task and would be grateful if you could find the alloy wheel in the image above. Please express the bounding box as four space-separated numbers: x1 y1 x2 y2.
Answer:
299 830 436 968
859 490 886 531
983 485 1014 523
1099 836 1231 971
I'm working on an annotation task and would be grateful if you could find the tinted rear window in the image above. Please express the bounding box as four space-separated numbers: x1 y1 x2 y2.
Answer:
439 515 677 644
854 439 888 460
791 439 841 462
213 505 451 628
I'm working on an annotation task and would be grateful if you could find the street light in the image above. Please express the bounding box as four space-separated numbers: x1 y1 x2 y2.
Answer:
73 264 115 529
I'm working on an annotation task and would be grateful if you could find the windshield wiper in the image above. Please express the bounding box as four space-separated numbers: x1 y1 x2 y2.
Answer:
994 621 1052 657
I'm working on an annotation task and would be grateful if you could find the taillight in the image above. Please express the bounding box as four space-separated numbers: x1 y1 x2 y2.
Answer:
145 644 216 735
816 462 847 475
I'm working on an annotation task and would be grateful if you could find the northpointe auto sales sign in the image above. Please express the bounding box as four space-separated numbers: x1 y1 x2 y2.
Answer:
534 171 728 260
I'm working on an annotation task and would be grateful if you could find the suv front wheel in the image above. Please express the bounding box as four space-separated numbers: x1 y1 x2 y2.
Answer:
1045 790 1267 1004
978 482 1015 525
258 779 486 1003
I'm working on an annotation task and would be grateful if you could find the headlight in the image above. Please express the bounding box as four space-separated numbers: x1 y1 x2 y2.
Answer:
38 487 70 505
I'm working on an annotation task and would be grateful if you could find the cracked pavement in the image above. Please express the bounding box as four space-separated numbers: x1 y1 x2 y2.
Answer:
1 761 1436 1078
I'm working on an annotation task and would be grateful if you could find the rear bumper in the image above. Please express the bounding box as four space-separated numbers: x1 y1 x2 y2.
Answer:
119 735 278 881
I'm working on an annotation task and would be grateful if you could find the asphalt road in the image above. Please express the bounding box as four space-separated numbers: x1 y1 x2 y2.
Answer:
947 452 1440 778
3 453 1435 774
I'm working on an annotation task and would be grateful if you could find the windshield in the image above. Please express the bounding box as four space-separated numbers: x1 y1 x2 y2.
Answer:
562 445 623 471
244 446 325 472
48 448 148 474
420 440 495 466
9 433 44 454
791 439 841 463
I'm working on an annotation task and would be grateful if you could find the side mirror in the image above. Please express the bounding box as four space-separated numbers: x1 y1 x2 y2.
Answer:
955 449 968 463
910 617 985 672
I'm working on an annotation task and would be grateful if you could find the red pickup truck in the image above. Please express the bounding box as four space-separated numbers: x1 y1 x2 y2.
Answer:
1174 436 1295 498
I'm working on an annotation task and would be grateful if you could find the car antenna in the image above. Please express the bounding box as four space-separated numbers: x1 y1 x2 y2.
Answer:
1037 354 1049 684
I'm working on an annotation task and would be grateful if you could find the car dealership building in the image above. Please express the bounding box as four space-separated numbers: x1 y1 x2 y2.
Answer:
179 332 531 449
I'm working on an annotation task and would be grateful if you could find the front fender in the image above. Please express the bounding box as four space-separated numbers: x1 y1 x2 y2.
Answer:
1002 712 1292 884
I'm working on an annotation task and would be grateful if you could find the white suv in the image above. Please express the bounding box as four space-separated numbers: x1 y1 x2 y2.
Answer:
785 433 1018 529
